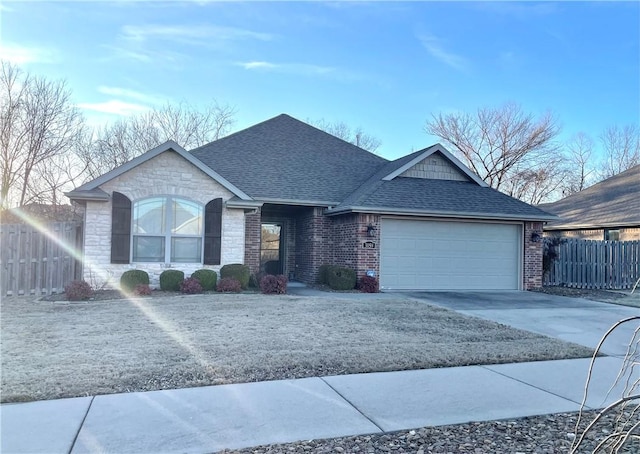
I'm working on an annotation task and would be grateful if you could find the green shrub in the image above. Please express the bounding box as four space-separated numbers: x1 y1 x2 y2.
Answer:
120 270 150 292
159 270 184 291
318 264 337 284
65 280 93 301
190 269 217 291
327 266 356 290
220 264 250 290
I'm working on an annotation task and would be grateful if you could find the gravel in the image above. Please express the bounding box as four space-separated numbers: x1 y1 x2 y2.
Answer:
221 410 639 454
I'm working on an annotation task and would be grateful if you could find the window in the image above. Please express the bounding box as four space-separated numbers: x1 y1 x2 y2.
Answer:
132 197 203 263
605 229 620 241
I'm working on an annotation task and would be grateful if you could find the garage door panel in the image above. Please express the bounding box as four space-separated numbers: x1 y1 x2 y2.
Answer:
381 219 520 290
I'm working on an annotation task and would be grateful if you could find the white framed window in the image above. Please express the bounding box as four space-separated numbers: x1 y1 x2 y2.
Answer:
132 196 203 263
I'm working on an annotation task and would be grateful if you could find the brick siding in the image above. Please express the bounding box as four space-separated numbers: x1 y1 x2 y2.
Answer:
523 221 544 290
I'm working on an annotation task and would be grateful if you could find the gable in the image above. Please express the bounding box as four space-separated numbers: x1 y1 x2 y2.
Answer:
399 152 470 182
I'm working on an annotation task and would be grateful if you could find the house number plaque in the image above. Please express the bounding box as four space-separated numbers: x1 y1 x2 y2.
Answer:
362 241 376 249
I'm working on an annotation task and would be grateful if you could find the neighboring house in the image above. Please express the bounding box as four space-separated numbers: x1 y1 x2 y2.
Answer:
539 165 640 241
66 114 555 291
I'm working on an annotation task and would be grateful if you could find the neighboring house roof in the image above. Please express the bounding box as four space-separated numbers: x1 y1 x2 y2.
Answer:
67 114 554 221
539 164 640 230
190 114 387 205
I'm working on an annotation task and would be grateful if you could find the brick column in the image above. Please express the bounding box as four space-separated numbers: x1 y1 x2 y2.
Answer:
523 221 543 290
244 207 261 275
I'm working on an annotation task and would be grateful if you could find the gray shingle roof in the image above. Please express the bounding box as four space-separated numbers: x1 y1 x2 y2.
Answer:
539 164 640 229
190 114 387 204
331 177 555 220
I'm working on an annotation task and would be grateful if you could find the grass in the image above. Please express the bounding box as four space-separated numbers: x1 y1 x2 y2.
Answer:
0 294 594 403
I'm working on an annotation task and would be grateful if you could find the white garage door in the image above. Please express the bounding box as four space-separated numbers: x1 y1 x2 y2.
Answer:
380 219 521 290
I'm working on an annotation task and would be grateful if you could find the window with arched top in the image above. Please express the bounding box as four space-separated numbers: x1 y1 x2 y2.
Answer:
110 193 221 265
132 196 203 263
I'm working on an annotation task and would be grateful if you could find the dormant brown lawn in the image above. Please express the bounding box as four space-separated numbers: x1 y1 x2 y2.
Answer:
1 294 593 403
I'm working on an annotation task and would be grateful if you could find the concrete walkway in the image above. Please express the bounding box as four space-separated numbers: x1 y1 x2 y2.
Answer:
2 355 636 454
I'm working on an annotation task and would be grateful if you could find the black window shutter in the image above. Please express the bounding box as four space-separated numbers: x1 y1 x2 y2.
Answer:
111 192 131 264
204 198 222 265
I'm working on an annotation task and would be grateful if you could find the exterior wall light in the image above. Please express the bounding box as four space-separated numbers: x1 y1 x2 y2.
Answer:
531 232 541 243
367 224 377 238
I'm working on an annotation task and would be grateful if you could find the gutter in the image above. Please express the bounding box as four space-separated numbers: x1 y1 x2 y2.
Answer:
325 205 559 222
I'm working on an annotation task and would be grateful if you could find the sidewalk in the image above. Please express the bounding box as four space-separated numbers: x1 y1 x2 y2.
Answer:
1 356 633 454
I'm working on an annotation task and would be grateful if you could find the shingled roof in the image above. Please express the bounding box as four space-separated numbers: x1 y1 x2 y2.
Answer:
190 114 387 205
539 164 640 230
67 114 554 221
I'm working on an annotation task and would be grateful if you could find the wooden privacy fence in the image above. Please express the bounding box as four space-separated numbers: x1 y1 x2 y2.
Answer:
1 222 83 296
544 238 640 290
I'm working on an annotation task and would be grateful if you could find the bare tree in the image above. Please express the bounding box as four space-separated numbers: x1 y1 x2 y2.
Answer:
309 118 382 153
599 124 640 179
78 101 236 179
562 132 595 196
0 61 84 208
26 153 88 206
425 102 561 202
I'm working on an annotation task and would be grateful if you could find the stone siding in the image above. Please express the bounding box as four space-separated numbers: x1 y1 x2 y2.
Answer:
400 152 469 181
82 150 245 289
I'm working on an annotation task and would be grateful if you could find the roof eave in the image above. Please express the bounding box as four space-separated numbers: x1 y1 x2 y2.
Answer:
255 197 338 207
326 205 558 222
64 188 110 202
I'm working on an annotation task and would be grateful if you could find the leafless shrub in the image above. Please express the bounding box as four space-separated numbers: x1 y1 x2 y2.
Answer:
571 316 640 453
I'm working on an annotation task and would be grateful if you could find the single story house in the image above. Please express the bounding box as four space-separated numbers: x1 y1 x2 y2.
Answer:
539 164 640 241
66 114 555 291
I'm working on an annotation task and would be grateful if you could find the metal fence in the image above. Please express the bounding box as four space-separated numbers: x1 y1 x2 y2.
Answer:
1 222 83 296
544 238 640 290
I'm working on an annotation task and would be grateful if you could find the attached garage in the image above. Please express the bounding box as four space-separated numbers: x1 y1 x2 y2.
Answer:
380 218 522 290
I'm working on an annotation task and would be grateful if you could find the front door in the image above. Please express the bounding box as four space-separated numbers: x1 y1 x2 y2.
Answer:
261 223 283 275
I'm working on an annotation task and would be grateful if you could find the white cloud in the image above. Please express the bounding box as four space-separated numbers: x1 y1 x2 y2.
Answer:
121 24 273 45
77 100 150 116
418 34 468 71
0 42 56 65
240 61 278 70
97 86 165 105
237 61 341 77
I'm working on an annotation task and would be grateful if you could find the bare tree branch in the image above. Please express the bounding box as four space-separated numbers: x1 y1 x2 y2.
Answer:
77 101 236 180
599 124 640 180
308 118 382 153
0 60 85 208
425 102 561 203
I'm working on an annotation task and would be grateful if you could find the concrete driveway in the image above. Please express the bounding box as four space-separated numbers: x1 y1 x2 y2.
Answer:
408 291 639 357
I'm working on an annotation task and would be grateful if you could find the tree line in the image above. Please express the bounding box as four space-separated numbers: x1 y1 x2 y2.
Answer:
1 60 638 209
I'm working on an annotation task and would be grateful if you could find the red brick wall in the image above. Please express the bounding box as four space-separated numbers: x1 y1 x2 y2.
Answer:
524 221 543 290
331 213 380 282
294 207 331 283
244 208 261 275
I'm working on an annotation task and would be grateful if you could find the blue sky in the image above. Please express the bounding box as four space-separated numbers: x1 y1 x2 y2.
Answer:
2 1 639 160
